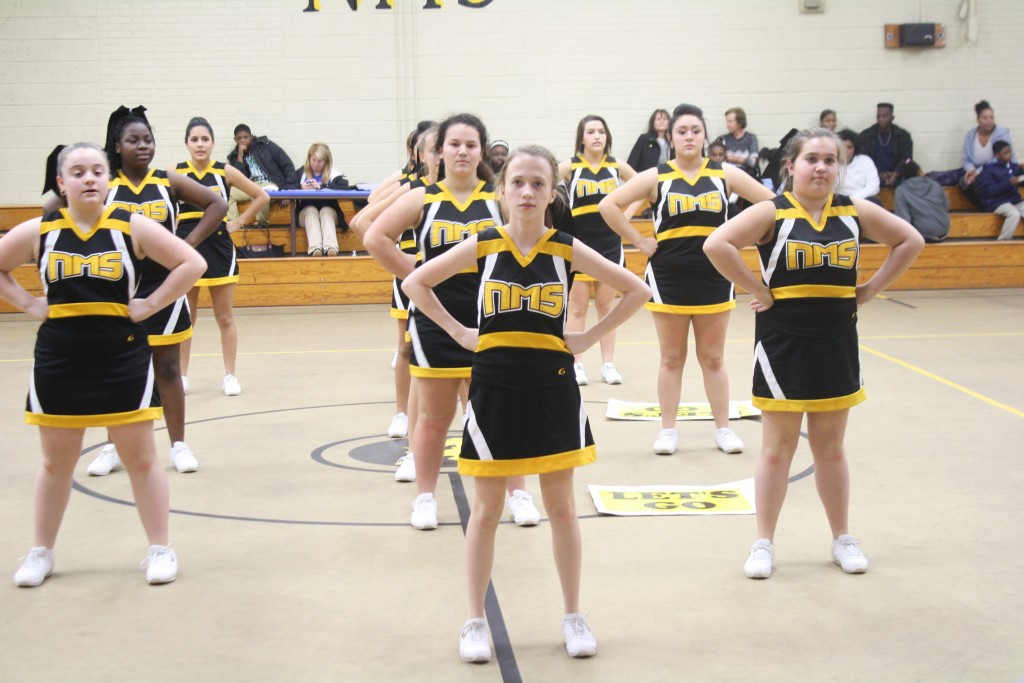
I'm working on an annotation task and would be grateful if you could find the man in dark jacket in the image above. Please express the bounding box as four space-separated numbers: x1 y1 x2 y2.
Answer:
227 124 297 226
974 141 1024 240
859 103 914 188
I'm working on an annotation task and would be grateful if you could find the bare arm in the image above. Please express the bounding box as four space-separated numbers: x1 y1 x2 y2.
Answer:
368 170 404 204
364 186 424 281
0 218 48 320
598 167 659 257
129 214 207 322
615 161 642 219
400 236 479 350
225 165 270 232
564 240 650 355
723 163 775 203
167 170 227 247
350 182 411 238
851 198 924 306
704 201 777 311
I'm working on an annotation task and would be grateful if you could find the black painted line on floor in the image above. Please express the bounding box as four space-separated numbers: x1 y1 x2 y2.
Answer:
450 472 522 683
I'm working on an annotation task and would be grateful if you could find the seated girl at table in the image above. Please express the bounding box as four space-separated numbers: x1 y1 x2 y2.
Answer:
296 142 350 257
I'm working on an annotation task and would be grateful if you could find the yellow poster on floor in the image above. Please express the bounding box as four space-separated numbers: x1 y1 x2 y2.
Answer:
588 480 756 516
604 399 761 421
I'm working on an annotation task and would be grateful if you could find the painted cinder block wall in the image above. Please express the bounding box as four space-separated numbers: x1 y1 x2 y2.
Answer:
0 0 1020 204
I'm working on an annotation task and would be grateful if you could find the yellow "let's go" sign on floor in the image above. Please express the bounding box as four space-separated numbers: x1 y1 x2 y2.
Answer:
588 480 755 516
605 399 760 422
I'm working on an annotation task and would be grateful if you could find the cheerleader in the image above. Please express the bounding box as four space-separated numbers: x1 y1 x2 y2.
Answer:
86 109 226 477
2 142 206 586
402 145 649 662
177 117 269 399
366 114 512 530
599 103 773 456
352 126 440 447
704 128 922 578
558 115 637 385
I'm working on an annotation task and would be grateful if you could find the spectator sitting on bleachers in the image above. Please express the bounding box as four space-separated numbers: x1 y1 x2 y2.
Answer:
894 160 949 243
296 142 350 257
227 124 297 227
719 106 759 178
962 100 1017 187
836 129 881 204
819 109 837 131
974 141 1024 241
859 102 913 188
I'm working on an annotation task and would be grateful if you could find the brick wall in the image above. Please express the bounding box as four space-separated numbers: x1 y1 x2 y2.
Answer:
0 0 1021 204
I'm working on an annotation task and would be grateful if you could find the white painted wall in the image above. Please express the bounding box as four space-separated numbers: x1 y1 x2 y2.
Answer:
1 0 1021 204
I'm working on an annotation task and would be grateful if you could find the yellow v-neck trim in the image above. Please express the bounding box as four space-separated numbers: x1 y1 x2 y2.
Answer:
667 157 709 185
59 206 118 242
117 168 157 195
497 225 555 268
577 154 608 175
185 160 214 180
437 180 486 212
784 192 833 232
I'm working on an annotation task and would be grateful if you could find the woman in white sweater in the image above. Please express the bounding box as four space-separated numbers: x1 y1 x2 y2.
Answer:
836 129 881 203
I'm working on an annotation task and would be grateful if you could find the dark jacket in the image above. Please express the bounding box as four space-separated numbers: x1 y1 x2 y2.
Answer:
227 135 298 189
859 124 914 174
894 176 950 242
974 159 1024 212
627 132 668 174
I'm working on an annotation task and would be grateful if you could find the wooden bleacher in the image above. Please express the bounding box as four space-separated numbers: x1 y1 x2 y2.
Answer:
1 185 1022 312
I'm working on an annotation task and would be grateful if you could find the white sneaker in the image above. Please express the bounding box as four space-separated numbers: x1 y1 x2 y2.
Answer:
223 373 242 396
169 441 199 473
387 412 409 438
744 539 775 579
600 362 622 385
14 547 54 587
715 427 744 454
562 613 597 658
390 349 398 370
181 376 189 395
508 490 541 526
574 363 588 386
394 454 416 482
653 428 678 455
831 534 869 574
87 444 123 476
142 545 178 584
459 618 491 663
411 492 438 530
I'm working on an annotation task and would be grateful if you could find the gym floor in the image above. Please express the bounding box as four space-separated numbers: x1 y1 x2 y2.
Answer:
1 289 1021 682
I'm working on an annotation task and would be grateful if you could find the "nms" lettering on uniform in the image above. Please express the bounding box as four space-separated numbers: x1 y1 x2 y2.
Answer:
575 178 617 197
667 191 722 215
483 281 564 318
429 219 494 247
48 251 124 282
786 239 857 269
110 200 168 223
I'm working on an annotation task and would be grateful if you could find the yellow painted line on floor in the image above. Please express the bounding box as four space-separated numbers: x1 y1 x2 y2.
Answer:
860 344 1024 419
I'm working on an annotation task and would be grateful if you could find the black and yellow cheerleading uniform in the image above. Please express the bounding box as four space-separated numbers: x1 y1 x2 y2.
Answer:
566 154 623 281
175 160 239 287
106 169 191 346
408 180 502 378
391 176 433 320
646 158 735 314
26 208 161 427
459 227 596 476
752 192 865 412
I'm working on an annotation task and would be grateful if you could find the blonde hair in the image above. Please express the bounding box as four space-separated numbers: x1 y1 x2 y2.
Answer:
57 142 107 175
495 144 566 225
303 142 333 181
778 127 846 193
